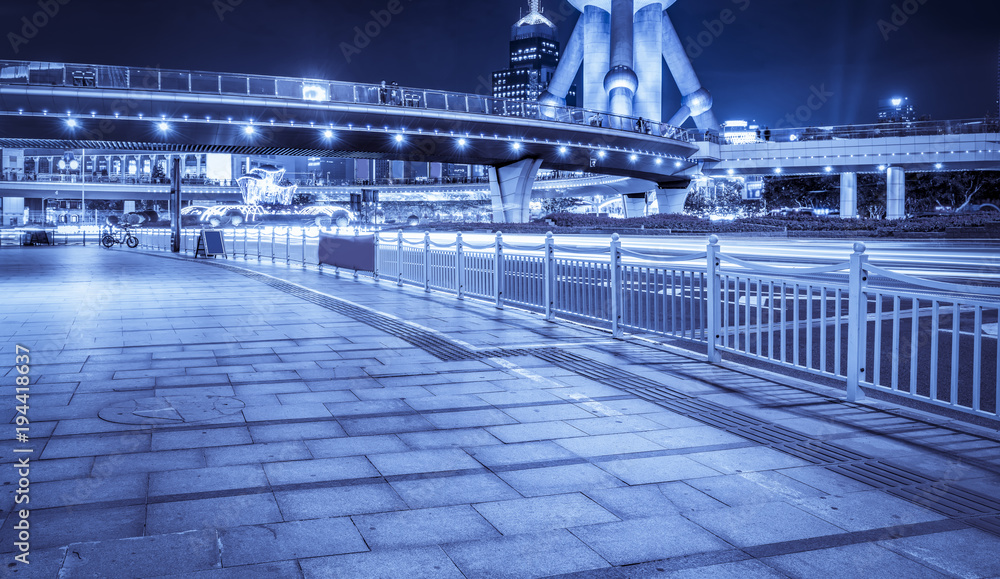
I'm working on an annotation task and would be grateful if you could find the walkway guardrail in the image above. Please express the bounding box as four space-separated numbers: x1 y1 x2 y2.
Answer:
0 60 688 141
130 227 1000 421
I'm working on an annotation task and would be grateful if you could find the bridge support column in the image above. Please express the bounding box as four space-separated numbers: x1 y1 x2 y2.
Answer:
170 156 182 253
654 184 690 215
840 172 857 219
489 158 543 224
622 193 648 218
886 166 905 219
583 5 611 115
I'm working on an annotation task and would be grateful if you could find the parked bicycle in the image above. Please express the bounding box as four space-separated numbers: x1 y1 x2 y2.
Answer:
101 225 139 249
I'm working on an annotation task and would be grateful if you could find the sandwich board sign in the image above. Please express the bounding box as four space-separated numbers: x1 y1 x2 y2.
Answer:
195 229 227 258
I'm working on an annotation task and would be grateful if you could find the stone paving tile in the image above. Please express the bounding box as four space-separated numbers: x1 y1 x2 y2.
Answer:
555 433 667 457
367 448 482 476
570 516 733 566
762 542 949 578
597 455 722 485
57 530 221 578
877 528 1000 578
685 447 810 474
220 517 368 566
300 545 465 579
777 465 878 495
502 403 599 423
486 420 588 443
305 434 409 458
32 457 95 483
274 482 408 519
390 472 523 509
91 449 207 477
147 493 284 534
149 464 269 496
397 428 503 450
565 415 668 435
472 492 620 535
442 529 613 578
31 473 147 509
151 427 252 451
203 441 312 467
685 501 845 548
683 472 829 507
583 483 724 519
249 421 347 443
498 463 626 497
0 504 145 553
242 403 333 422
423 408 518 429
339 414 437 436
629 559 786 578
40 432 151 459
467 440 579 468
792 490 947 531
263 455 379 485
353 505 501 548
638 426 750 450
159 560 303 578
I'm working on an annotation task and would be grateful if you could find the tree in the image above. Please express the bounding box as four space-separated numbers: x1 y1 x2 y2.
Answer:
685 179 745 217
542 197 583 215
907 171 1000 214
292 193 314 205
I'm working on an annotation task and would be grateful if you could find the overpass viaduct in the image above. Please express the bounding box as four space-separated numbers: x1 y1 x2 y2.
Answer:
0 60 697 223
693 120 1000 219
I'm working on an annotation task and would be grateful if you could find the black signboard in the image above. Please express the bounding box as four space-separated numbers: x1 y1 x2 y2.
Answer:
195 229 227 258
319 233 375 272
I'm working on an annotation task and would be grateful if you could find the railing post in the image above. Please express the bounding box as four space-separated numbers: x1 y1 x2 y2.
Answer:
270 229 276 262
371 232 378 281
285 229 291 265
456 232 464 299
544 231 555 321
256 229 261 261
243 229 247 259
610 233 623 339
494 232 503 309
846 242 869 402
301 230 306 268
706 235 722 363
423 231 431 292
397 230 404 286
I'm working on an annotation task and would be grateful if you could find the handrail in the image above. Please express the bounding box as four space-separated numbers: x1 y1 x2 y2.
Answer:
552 244 610 255
619 248 707 263
864 263 1000 297
502 242 547 252
718 253 851 276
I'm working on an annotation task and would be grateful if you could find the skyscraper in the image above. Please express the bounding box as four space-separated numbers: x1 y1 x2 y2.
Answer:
492 1 575 111
877 97 916 123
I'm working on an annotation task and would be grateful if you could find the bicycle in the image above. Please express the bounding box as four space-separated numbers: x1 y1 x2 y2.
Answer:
101 225 139 249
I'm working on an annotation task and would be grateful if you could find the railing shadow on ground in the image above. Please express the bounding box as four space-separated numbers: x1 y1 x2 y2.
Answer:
125 226 1000 422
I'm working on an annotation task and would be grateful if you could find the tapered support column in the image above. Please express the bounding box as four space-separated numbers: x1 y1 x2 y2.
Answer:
633 3 663 122
489 158 543 224
661 10 719 130
655 184 690 214
541 17 585 106
583 5 611 114
622 193 647 218
886 167 905 220
840 172 857 219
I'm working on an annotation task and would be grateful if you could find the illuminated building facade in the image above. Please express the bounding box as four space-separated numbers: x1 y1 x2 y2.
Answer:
492 1 576 109
877 97 916 123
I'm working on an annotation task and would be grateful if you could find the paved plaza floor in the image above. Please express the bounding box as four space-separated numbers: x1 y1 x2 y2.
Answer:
2 246 1000 578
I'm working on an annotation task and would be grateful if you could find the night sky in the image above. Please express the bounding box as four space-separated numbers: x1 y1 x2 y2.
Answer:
2 0 998 127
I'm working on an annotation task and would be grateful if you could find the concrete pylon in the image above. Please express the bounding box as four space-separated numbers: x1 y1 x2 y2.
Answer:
621 192 647 217
655 184 690 214
886 167 905 219
489 158 544 224
543 1 719 131
840 172 857 219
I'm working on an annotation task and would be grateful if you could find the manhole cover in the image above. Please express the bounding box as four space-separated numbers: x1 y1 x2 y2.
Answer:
99 396 245 425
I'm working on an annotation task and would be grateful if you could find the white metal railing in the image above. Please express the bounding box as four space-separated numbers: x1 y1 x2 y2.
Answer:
128 228 999 421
